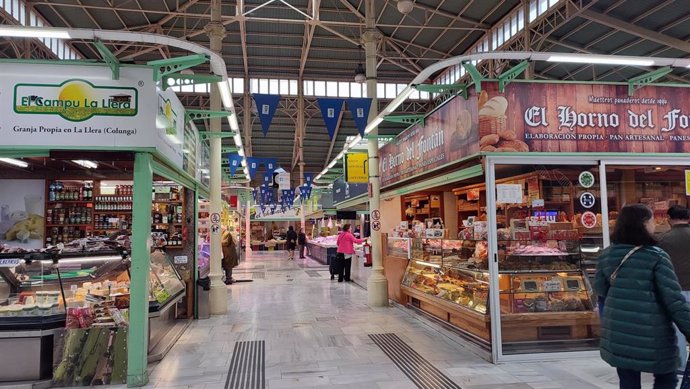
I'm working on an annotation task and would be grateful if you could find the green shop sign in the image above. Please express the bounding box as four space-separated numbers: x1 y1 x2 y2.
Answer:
14 79 138 122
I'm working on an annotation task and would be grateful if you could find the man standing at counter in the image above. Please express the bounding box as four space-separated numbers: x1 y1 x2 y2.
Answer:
659 205 690 371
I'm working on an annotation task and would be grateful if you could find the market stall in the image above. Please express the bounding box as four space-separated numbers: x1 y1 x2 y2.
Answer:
378 79 690 361
0 60 209 384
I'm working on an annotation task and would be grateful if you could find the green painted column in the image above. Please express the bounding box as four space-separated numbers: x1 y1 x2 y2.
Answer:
127 152 153 387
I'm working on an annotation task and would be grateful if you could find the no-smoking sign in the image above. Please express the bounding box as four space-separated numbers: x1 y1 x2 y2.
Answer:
372 209 381 221
372 221 381 231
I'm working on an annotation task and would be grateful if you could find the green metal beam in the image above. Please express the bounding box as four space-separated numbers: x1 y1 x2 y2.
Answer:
363 134 396 140
147 54 208 81
162 73 223 90
93 40 120 80
414 83 467 96
221 146 240 153
198 131 237 139
327 168 344 173
383 114 426 126
498 60 529 93
628 67 672 96
186 109 232 123
128 152 153 387
462 62 484 93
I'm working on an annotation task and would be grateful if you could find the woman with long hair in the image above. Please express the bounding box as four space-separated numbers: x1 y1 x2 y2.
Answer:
335 223 363 282
595 204 690 388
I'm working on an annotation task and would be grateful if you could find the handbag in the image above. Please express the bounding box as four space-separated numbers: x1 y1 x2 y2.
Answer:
598 246 642 317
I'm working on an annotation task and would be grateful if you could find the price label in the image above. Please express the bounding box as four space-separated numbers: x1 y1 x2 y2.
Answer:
173 255 188 264
543 280 562 292
0 258 21 267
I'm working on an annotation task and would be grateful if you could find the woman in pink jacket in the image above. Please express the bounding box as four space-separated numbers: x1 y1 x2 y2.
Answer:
335 224 364 282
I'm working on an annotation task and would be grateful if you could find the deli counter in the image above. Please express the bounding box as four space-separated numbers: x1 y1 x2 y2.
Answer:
0 248 186 382
395 231 598 351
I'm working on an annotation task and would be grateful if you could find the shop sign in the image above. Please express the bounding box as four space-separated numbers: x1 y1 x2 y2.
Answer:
333 178 367 204
686 171 690 196
173 255 188 264
481 82 690 154
0 63 156 149
378 90 479 187
345 152 369 183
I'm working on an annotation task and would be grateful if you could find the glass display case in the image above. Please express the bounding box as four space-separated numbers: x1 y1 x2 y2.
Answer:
402 239 489 314
386 237 411 259
399 232 597 346
0 249 185 328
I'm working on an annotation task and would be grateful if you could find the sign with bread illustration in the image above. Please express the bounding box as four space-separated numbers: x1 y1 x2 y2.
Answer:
478 90 530 153
482 82 690 153
378 81 690 188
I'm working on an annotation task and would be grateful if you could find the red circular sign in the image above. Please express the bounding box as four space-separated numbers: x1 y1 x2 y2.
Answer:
581 211 597 229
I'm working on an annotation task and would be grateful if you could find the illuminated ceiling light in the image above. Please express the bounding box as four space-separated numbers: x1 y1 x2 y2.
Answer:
0 158 28 168
72 160 98 169
183 148 191 154
365 117 384 134
0 26 71 39
328 160 337 169
233 134 242 146
546 54 655 67
354 64 366 84
397 0 414 14
238 149 245 157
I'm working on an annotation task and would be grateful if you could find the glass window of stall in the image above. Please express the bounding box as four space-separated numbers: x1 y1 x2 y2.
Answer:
487 160 602 358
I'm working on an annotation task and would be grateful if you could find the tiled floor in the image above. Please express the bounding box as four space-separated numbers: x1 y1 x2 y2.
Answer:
142 251 661 389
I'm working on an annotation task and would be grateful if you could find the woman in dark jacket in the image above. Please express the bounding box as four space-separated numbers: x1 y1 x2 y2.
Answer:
595 204 690 389
222 229 239 285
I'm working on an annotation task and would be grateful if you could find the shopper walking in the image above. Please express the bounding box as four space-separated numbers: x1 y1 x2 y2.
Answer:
595 204 690 389
659 204 690 371
221 229 239 285
335 223 363 282
286 226 297 260
297 228 307 259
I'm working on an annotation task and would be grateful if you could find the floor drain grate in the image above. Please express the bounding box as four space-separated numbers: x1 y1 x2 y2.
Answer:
369 333 461 389
305 270 322 278
225 340 265 389
252 272 265 279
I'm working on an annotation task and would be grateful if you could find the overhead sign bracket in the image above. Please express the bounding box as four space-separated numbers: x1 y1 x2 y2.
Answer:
93 40 120 80
383 114 426 126
627 67 672 96
162 73 223 91
462 62 484 93
186 109 231 123
148 54 208 81
498 60 529 93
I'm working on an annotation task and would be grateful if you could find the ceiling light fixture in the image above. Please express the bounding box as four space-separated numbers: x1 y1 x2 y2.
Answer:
0 26 71 39
354 45 366 84
397 0 414 14
72 160 98 169
546 54 655 67
0 158 28 168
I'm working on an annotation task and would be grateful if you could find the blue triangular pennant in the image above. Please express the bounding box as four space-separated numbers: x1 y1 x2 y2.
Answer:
252 94 281 136
228 154 242 176
347 98 373 137
316 98 345 139
247 157 260 179
304 172 314 187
